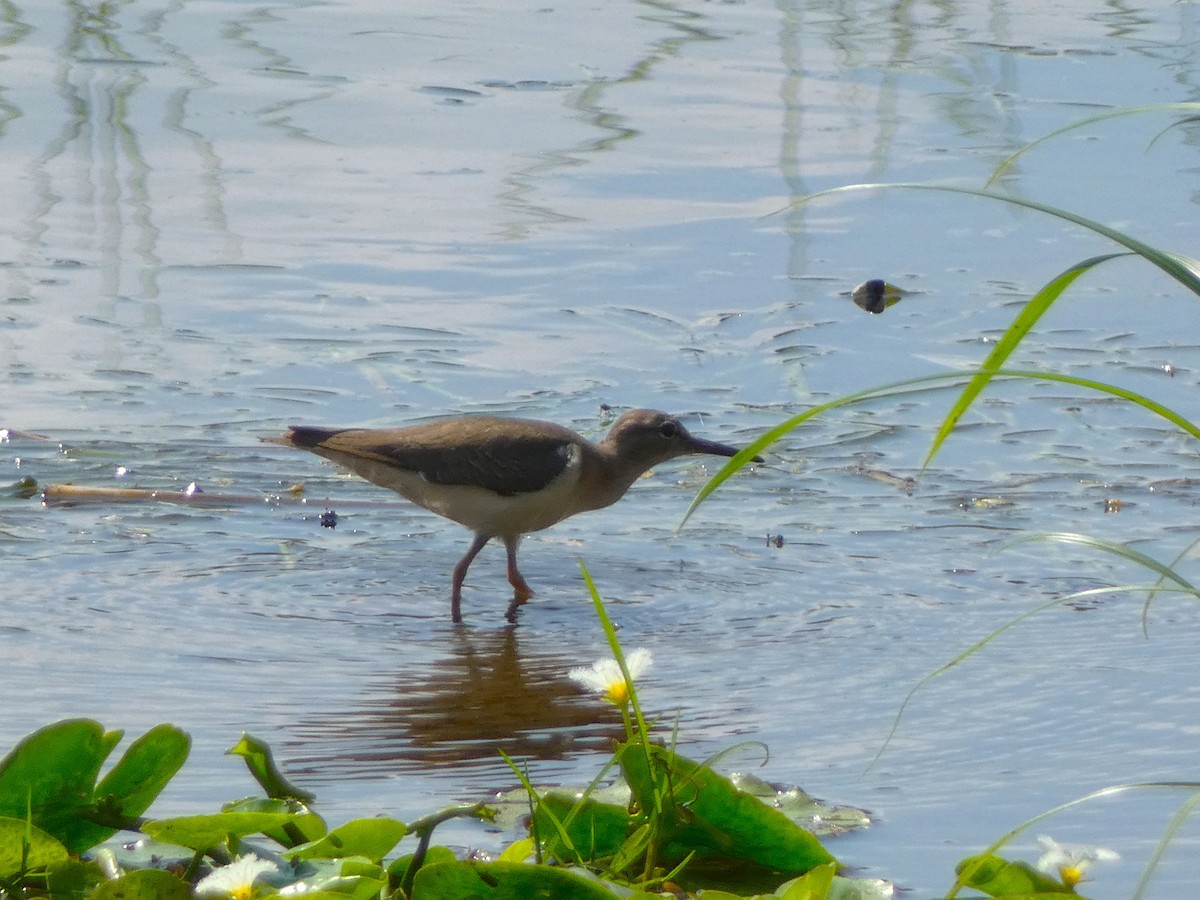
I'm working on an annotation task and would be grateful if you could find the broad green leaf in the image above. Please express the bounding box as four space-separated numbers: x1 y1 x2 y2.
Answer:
63 724 190 852
284 817 407 862
412 860 623 899
0 815 69 877
534 791 634 864
89 868 191 900
954 854 1075 897
227 734 316 803
0 719 122 852
143 811 308 852
620 744 836 874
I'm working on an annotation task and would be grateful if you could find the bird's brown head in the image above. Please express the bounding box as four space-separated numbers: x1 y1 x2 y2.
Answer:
601 409 759 470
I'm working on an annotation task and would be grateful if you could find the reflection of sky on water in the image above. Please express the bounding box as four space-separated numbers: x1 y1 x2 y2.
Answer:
2 0 1200 895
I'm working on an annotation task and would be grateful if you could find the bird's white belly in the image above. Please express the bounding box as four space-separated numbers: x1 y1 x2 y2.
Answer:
345 454 587 538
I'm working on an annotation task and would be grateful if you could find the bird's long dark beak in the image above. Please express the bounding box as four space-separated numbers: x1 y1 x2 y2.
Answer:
686 436 764 464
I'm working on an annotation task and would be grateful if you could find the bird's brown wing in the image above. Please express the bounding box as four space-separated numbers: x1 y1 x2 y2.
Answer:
279 422 575 496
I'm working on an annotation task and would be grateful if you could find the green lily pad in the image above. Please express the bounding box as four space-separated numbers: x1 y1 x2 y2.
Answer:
89 868 191 900
620 743 836 875
222 797 327 846
143 811 312 853
533 790 636 864
45 859 107 900
284 817 407 862
412 859 622 899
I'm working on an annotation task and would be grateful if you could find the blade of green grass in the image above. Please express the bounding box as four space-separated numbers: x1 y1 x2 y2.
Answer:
866 584 1181 773
945 782 1200 899
1010 533 1200 595
1012 532 1200 637
923 252 1128 468
1133 788 1200 900
781 183 1200 295
682 368 1200 526
985 102 1200 187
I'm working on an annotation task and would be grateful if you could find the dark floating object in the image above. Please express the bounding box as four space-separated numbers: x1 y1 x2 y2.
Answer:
320 509 339 529
848 279 911 314
767 533 785 548
5 477 38 500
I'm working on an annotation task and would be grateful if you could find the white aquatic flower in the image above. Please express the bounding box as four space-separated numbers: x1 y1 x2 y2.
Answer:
194 854 279 900
568 648 652 706
1035 835 1118 888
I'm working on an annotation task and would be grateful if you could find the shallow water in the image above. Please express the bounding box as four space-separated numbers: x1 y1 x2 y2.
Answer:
3 0 1200 895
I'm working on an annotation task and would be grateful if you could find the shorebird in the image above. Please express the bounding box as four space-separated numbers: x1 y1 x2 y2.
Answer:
264 408 756 622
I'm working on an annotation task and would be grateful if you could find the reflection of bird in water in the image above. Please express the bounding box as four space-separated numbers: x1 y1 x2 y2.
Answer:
285 628 627 781
265 409 756 622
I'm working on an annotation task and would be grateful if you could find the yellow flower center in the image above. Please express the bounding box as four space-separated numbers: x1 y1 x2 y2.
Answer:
605 681 630 706
1059 865 1084 888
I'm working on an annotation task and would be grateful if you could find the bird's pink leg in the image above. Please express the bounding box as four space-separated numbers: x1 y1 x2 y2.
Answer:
451 533 491 623
504 535 534 601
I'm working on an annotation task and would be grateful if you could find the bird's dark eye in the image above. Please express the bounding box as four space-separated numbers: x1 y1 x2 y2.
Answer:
659 421 678 438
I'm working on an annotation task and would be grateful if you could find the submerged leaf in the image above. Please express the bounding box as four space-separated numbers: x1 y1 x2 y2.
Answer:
730 772 870 837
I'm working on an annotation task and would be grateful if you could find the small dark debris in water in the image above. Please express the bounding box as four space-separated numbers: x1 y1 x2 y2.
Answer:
767 533 785 548
418 85 484 104
1103 498 1124 513
1149 477 1200 494
960 496 1013 511
847 279 911 314
856 466 917 494
5 476 38 499
479 79 575 91
1162 363 1176 377
320 509 338 529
